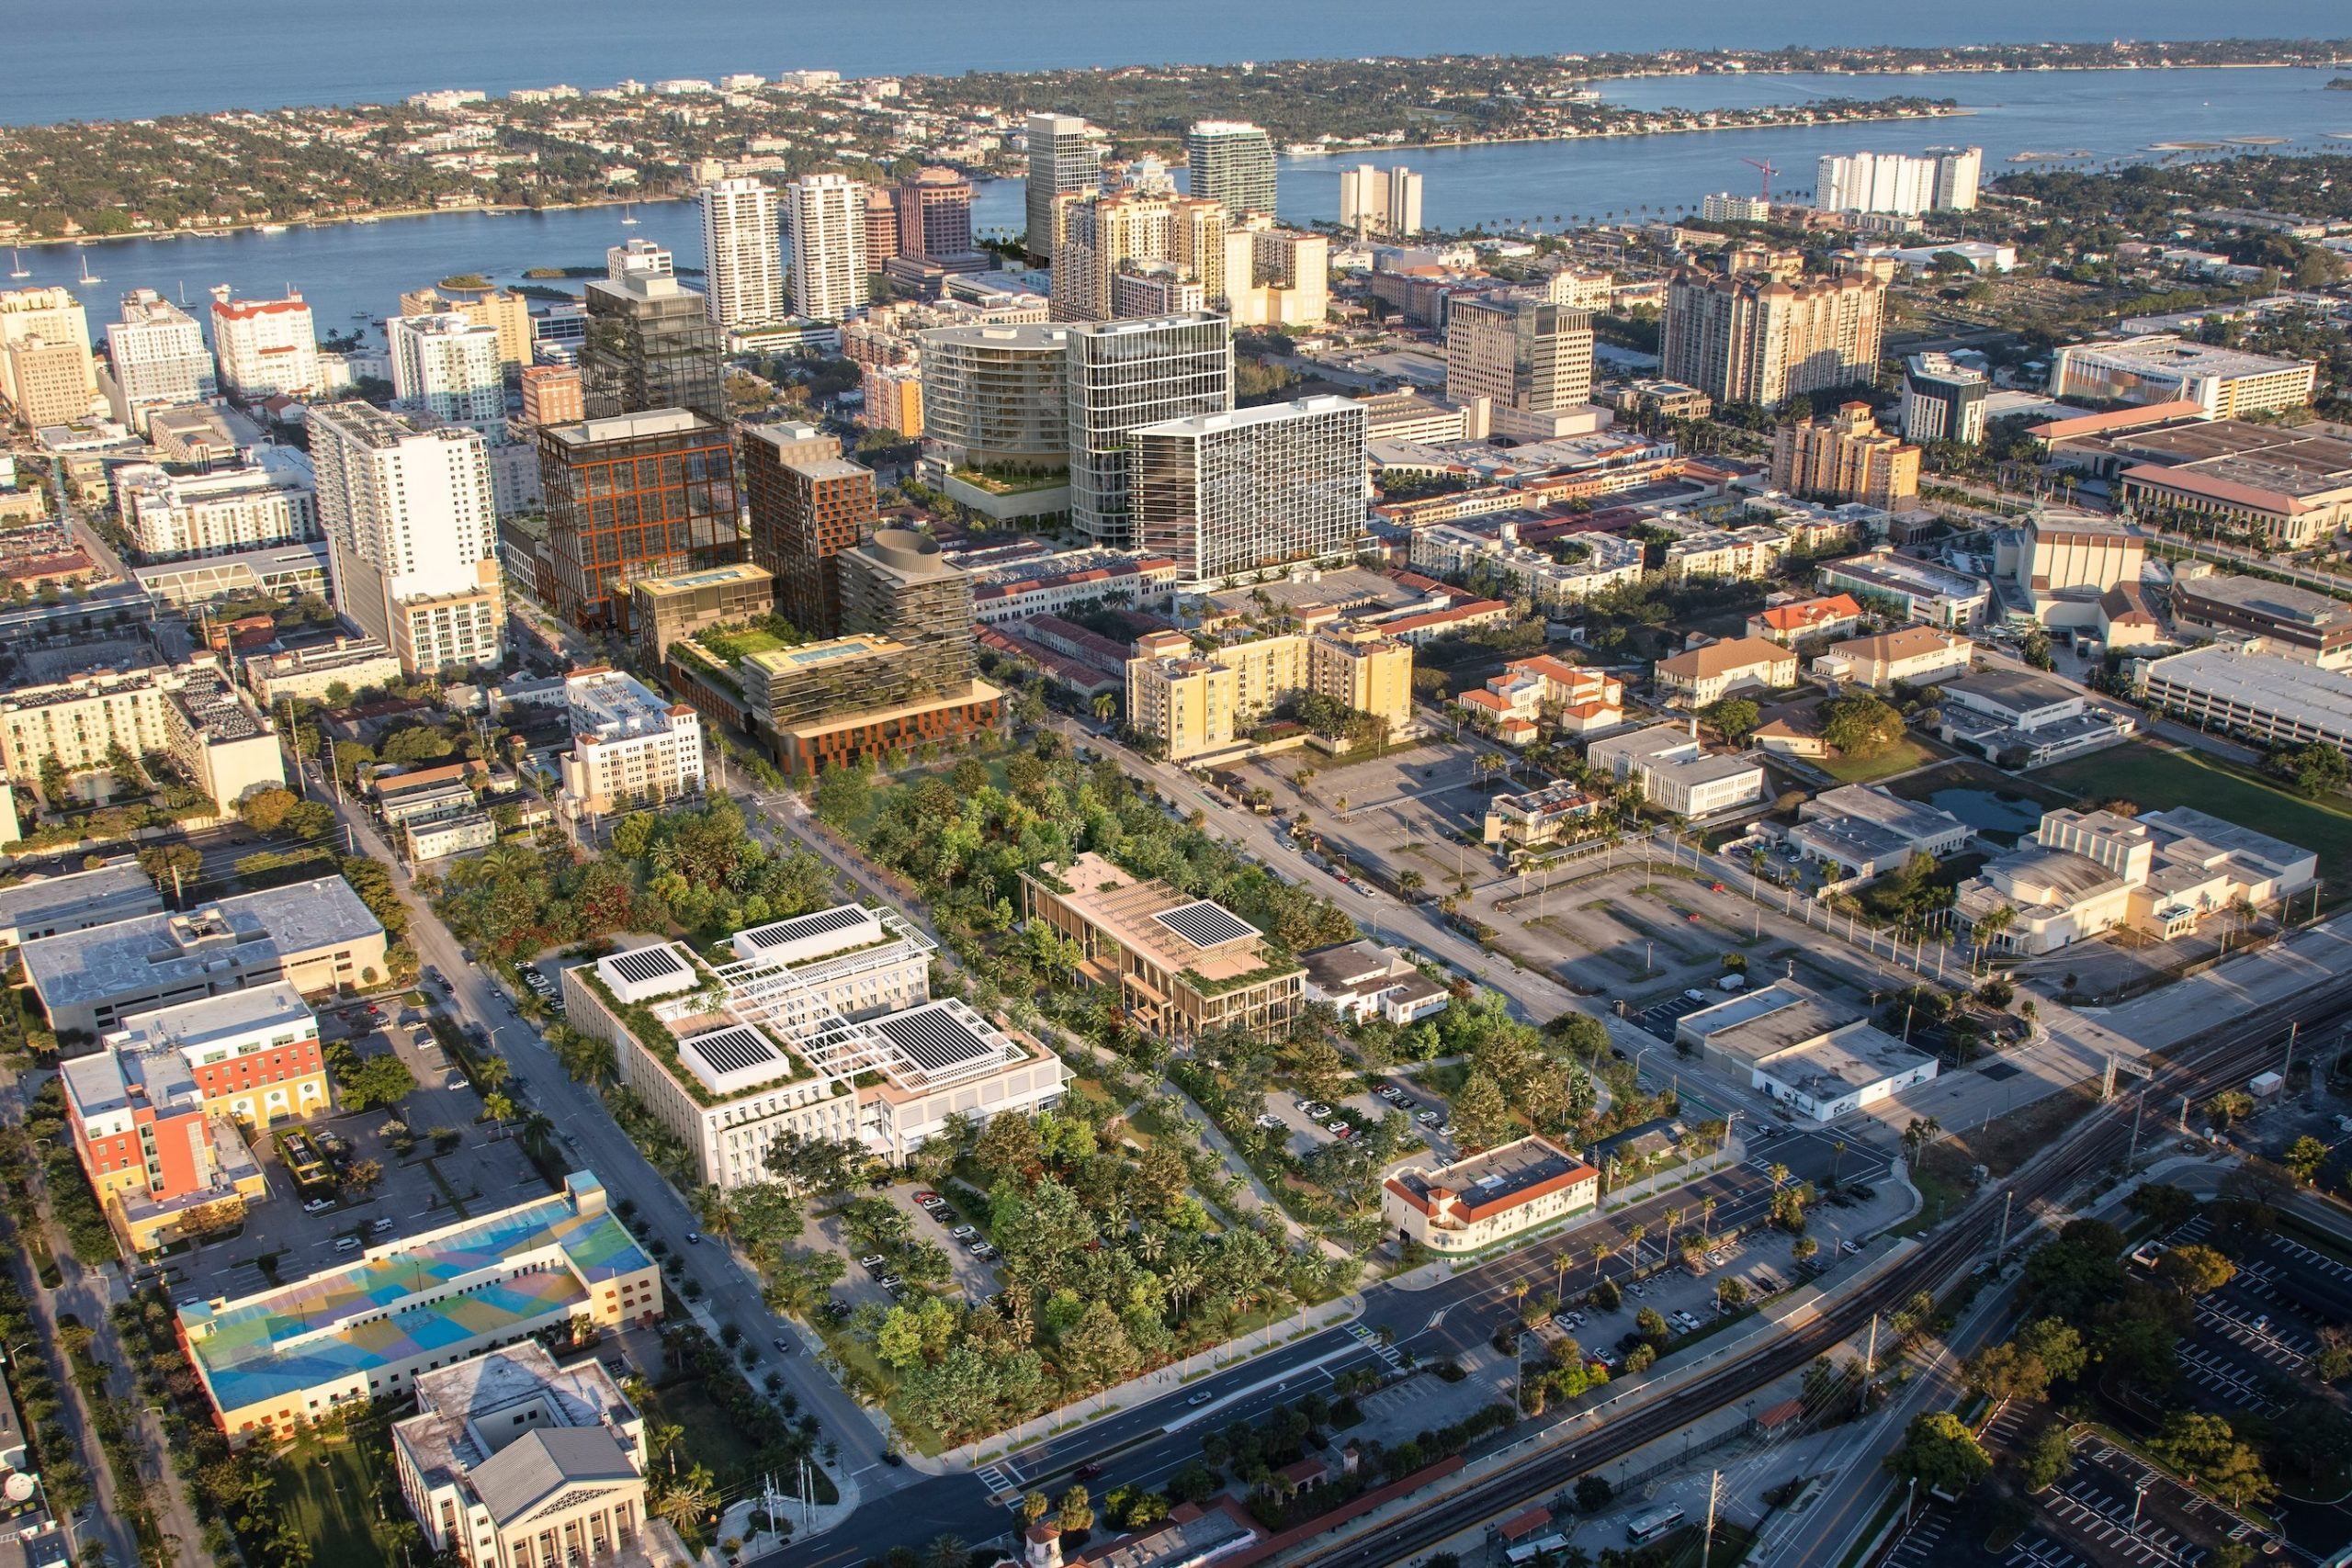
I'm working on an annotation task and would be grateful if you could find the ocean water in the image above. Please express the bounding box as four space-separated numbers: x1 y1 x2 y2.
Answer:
9 0 2352 124
6 66 2346 337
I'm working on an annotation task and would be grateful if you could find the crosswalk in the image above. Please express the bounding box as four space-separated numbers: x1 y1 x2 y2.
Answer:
1349 1322 1406 1373
2174 1343 2287 1415
2047 1483 2204 1568
977 1463 1016 1499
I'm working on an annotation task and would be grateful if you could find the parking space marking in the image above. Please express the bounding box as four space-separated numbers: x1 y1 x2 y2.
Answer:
2173 1343 2286 1415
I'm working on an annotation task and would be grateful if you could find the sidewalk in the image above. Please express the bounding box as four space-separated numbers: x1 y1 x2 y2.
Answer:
935 1289 1368 1473
1272 1236 1927 1567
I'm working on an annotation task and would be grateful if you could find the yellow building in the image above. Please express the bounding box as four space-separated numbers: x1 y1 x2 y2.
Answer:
401 285 534 371
1125 624 1412 761
1310 625 1413 740
1770 402 1920 511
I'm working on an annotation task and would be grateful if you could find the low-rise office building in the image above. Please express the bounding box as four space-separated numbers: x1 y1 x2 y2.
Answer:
1955 805 2316 955
736 634 1003 778
1021 852 1302 1041
1766 784 1971 885
560 668 705 818
178 1172 661 1447
2170 572 2352 669
1483 780 1604 852
1654 637 1794 707
0 859 161 950
20 876 387 1038
2049 335 2314 421
1674 981 1938 1122
1588 721 1766 818
1297 941 1450 1026
1383 1136 1599 1255
1816 550 1991 628
561 906 1069 1188
391 1342 650 1568
242 637 405 705
1937 668 2134 766
1809 626 1972 689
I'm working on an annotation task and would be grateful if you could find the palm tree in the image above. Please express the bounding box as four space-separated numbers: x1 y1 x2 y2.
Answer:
1700 1196 1717 1244
928 1535 971 1568
1661 1208 1681 1258
1769 1162 1789 1195
1626 1222 1647 1268
1397 869 1425 898
472 1053 512 1093
654 1463 720 1532
691 1183 740 1242
1091 693 1116 725
1589 1238 1611 1282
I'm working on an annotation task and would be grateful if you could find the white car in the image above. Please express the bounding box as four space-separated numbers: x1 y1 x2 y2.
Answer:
1415 1110 1440 1125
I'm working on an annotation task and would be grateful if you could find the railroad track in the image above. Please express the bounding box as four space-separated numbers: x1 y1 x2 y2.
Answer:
1295 984 2352 1568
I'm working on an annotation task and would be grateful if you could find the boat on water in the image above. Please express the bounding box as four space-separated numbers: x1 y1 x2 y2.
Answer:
6 249 26 280
619 203 639 227
1283 143 1331 157
255 223 288 234
74 246 99 285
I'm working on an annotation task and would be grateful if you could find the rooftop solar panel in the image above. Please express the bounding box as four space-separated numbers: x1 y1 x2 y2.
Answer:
738 905 870 949
1152 900 1259 948
682 1024 779 1077
609 946 691 984
868 1004 998 1075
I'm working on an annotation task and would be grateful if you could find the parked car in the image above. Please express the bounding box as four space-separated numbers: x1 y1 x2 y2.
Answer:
950 1225 978 1240
773 1337 795 1353
1416 1111 1440 1125
303 1198 334 1213
370 1218 397 1235
913 1190 942 1205
1326 1122 1353 1139
684 1231 702 1245
858 1254 887 1270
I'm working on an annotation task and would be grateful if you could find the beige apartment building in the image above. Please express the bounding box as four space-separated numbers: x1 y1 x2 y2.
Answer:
1125 624 1413 761
401 284 533 371
1444 295 1593 416
5 336 96 428
559 668 706 817
0 661 284 811
1770 402 1920 510
1662 270 1887 408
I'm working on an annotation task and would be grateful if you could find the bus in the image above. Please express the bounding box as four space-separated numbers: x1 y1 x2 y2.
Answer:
1626 1506 1686 1546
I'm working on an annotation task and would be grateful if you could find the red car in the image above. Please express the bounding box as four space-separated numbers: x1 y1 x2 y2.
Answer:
913 1190 941 1204
1709 882 1726 893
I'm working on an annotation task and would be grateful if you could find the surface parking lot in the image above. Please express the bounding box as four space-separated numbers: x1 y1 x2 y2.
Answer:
160 1006 546 1306
2154 1213 2340 1421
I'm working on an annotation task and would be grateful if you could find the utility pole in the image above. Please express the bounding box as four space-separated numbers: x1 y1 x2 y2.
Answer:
2284 1021 2300 1082
1996 1190 2014 1258
1702 1470 1721 1568
1860 1313 1879 1415
2128 1092 2143 1169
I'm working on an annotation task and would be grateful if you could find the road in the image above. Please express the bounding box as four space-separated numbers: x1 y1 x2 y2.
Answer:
755 1117 1879 1568
313 786 913 1508
1277 975 2352 1568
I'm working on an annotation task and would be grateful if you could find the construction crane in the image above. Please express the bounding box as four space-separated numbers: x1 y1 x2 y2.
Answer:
1740 157 1779 200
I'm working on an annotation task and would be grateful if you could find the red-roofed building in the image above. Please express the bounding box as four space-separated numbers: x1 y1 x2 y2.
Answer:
2026 400 2207 445
1464 656 1623 745
970 551 1180 624
1746 593 1866 646
1383 1135 1600 1254
1367 597 1511 646
2119 459 2351 548
209 288 321 400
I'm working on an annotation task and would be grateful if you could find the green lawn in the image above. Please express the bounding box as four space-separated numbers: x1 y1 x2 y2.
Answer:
1815 735 1948 784
2032 741 2352 894
274 1436 397 1568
